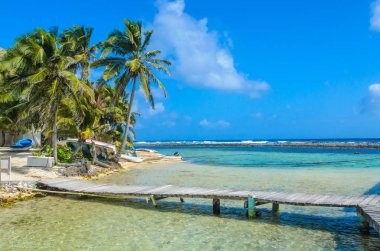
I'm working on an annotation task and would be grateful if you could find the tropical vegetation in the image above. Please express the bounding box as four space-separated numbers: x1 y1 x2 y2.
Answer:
92 20 171 156
0 20 171 165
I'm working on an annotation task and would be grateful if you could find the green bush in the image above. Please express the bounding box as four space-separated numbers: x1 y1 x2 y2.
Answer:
44 145 53 157
57 145 75 163
32 144 76 163
32 151 43 157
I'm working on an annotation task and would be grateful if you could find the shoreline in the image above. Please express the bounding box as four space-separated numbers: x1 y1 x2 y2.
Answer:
0 148 184 204
136 141 380 149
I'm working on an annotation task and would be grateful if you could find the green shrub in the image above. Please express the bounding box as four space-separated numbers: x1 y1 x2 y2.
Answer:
57 145 75 163
32 144 76 163
32 151 43 157
44 145 53 157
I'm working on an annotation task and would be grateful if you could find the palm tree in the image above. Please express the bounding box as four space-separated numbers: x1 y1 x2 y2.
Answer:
60 25 98 81
92 19 171 155
2 28 94 163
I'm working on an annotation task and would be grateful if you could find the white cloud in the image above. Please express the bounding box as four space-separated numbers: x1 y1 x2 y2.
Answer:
148 102 165 115
369 83 380 97
163 112 179 119
133 88 166 117
152 0 270 98
253 112 263 119
184 115 192 122
199 119 230 128
371 1 380 31
161 121 176 127
199 119 210 127
362 83 380 115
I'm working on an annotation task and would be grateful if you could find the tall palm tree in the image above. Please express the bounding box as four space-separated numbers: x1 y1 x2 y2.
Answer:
3 28 94 163
92 20 171 154
60 25 98 81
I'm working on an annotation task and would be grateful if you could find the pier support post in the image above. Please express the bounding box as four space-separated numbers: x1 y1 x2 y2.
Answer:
357 208 369 233
213 198 220 215
272 203 279 212
180 197 184 203
247 193 256 219
150 195 158 207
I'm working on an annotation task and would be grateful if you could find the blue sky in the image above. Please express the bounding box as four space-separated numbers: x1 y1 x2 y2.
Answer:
2 0 380 140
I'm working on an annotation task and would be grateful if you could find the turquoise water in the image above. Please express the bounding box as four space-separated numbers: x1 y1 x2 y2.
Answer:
152 146 380 168
1 146 380 250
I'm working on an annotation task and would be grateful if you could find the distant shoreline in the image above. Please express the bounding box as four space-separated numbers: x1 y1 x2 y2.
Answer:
135 141 380 149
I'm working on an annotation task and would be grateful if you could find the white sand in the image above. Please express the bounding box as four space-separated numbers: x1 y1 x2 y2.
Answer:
0 150 59 182
0 148 183 182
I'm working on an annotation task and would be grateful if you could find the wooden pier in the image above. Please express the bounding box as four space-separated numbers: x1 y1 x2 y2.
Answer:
37 178 380 234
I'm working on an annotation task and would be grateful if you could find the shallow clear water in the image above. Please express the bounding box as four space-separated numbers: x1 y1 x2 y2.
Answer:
1 146 380 250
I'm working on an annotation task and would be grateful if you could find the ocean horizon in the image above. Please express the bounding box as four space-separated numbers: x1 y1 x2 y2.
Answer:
136 138 380 143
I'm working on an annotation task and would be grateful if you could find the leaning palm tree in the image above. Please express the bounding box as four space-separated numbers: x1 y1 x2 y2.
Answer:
3 28 94 163
92 19 171 155
60 25 98 81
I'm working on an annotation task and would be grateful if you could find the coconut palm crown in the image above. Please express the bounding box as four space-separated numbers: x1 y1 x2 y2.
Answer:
1 28 94 163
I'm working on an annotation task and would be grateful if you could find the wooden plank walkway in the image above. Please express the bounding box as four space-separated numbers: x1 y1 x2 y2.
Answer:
37 178 380 234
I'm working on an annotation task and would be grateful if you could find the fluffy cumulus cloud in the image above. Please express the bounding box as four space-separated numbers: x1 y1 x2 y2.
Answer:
371 1 380 31
199 119 230 128
362 83 380 115
152 0 270 98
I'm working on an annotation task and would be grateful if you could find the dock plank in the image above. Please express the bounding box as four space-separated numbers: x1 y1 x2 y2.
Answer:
36 179 380 235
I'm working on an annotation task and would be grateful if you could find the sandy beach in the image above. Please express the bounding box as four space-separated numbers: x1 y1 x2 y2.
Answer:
0 150 58 182
0 148 183 183
0 147 183 204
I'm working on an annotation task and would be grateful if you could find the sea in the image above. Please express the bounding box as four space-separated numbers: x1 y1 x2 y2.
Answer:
1 139 380 250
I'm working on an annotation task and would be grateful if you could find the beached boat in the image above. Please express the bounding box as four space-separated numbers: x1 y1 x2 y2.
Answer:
135 148 158 153
164 156 183 161
64 138 117 152
120 154 144 163
9 139 33 151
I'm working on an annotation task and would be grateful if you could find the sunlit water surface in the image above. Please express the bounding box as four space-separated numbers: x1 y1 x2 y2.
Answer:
1 146 380 250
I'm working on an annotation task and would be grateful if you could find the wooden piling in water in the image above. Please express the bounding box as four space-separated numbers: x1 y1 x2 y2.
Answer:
357 208 370 233
248 193 256 219
272 203 279 212
150 195 157 207
213 198 220 215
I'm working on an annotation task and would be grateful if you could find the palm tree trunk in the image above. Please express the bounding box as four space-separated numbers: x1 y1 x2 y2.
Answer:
52 109 58 164
91 141 97 164
31 124 41 147
119 77 137 157
1 130 5 147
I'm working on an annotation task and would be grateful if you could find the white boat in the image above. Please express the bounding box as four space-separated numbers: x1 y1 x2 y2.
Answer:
135 148 158 153
65 138 117 152
120 154 144 163
163 156 183 161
